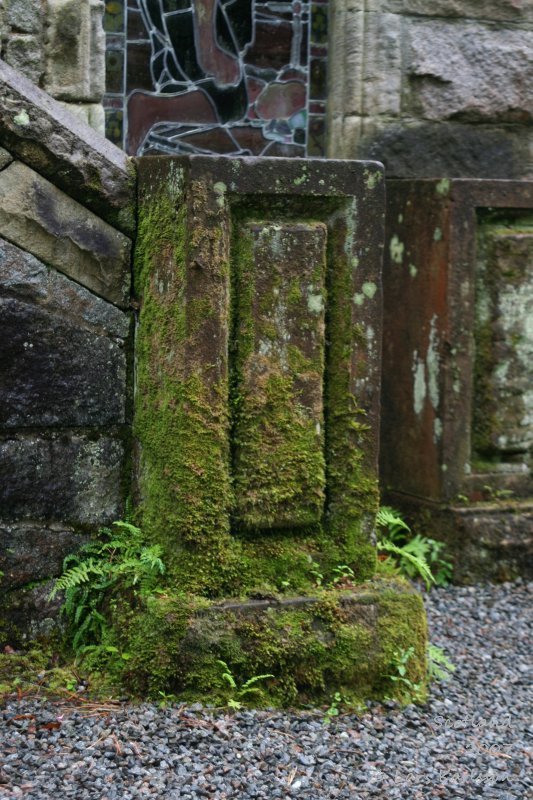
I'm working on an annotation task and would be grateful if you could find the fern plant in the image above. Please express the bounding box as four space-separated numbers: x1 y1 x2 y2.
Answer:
376 507 434 589
49 521 165 654
216 660 274 710
376 507 453 589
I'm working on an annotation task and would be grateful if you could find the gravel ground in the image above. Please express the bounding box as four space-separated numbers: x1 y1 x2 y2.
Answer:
1 581 531 799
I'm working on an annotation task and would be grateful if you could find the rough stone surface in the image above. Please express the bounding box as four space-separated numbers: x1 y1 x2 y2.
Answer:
44 0 106 102
4 34 44 84
0 59 134 235
0 160 131 306
405 20 533 123
327 2 533 178
0 146 12 170
366 0 533 21
5 0 44 34
474 225 533 460
57 100 105 135
232 221 327 529
0 295 127 428
0 433 125 525
362 12 402 116
358 118 533 180
0 523 85 590
0 239 130 336
135 156 384 584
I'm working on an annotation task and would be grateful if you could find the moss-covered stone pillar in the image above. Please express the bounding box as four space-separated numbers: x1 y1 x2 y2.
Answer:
134 156 385 592
126 156 428 706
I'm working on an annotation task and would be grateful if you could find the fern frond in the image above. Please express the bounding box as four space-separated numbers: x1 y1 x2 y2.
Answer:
378 541 434 589
49 558 105 599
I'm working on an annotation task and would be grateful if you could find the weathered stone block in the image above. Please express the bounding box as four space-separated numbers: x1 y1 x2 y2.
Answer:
44 0 105 102
0 59 134 236
4 34 44 84
362 12 402 116
0 238 129 335
135 156 384 589
366 0 533 22
327 6 365 117
357 117 533 179
0 161 131 306
57 100 105 134
405 20 533 123
0 147 12 170
6 0 43 34
0 433 125 524
0 523 84 590
381 179 533 579
0 294 127 428
121 580 427 706
473 225 533 460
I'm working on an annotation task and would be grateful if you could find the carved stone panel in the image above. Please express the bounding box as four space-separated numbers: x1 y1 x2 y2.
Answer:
134 156 384 586
231 221 327 530
473 221 533 465
381 180 533 504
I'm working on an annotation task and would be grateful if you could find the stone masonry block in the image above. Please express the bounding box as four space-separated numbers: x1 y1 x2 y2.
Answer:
0 433 125 525
365 0 533 22
4 34 44 84
0 59 134 236
362 13 402 116
355 116 533 180
44 0 105 102
473 225 533 460
0 523 85 590
57 100 105 134
6 0 43 34
404 20 533 123
0 238 129 428
328 5 365 117
0 160 131 306
0 147 12 170
232 221 327 529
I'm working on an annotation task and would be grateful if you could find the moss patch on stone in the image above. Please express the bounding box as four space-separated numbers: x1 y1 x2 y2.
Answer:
103 578 427 707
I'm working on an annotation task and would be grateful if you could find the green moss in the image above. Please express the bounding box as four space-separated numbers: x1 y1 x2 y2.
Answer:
324 226 379 580
134 182 234 564
102 580 427 707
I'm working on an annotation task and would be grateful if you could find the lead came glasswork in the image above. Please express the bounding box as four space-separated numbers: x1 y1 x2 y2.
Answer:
103 0 327 156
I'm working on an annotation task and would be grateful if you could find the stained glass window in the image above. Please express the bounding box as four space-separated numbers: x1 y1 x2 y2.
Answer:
103 0 327 157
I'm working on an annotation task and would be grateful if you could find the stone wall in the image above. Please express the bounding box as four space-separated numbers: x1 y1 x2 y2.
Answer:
0 60 133 643
0 0 106 133
327 0 533 178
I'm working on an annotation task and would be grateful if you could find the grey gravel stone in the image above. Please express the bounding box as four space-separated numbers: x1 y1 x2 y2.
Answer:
0 582 531 798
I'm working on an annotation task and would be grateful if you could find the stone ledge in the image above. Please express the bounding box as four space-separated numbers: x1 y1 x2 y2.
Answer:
0 58 134 236
118 579 428 706
0 161 131 306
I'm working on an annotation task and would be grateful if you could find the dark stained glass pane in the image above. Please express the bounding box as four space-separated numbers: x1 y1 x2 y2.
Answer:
104 0 328 156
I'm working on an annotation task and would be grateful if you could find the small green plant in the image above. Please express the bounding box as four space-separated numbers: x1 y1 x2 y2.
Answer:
376 507 453 589
49 521 165 653
323 691 343 724
216 660 274 710
386 646 424 701
308 559 324 587
427 644 455 682
483 485 514 502
158 690 179 709
332 565 356 584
